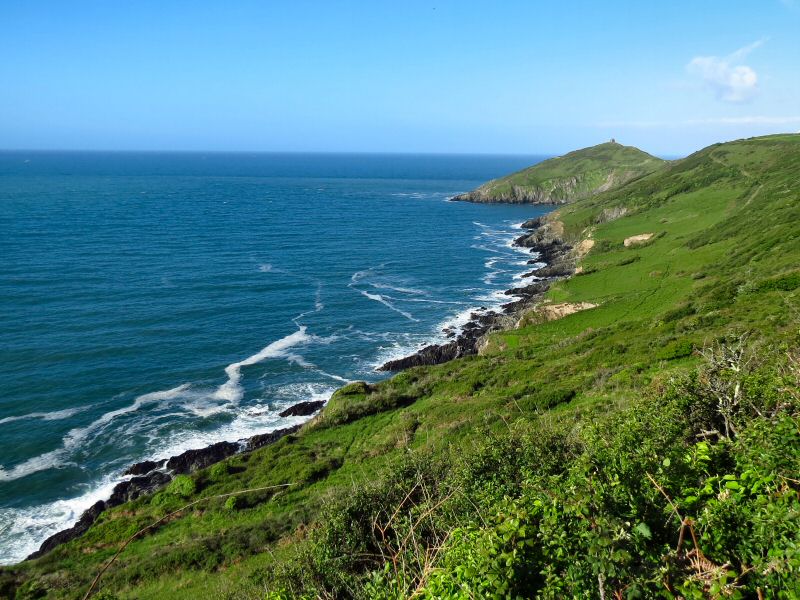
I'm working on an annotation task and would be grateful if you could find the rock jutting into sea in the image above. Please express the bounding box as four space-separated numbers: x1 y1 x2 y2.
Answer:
278 400 326 417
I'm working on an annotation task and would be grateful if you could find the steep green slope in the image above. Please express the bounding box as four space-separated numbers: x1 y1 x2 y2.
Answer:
452 140 665 204
2 135 799 600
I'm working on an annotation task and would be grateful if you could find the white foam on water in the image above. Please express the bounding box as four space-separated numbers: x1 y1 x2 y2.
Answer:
359 290 419 322
0 406 85 426
292 282 325 326
145 383 338 465
390 191 444 200
214 327 313 402
314 286 324 311
369 218 544 371
0 450 74 484
350 265 383 284
476 289 516 303
0 374 339 564
0 473 121 565
386 297 464 305
437 306 482 336
316 370 352 384
0 385 191 482
369 282 426 295
369 335 431 371
471 243 504 254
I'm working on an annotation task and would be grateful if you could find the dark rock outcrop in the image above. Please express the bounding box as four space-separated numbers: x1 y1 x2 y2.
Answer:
166 441 240 475
504 280 551 298
524 261 573 279
380 307 519 371
108 471 172 505
279 401 326 417
26 500 107 560
27 424 304 561
380 217 576 372
379 341 463 371
123 459 164 476
243 425 302 452
521 216 546 229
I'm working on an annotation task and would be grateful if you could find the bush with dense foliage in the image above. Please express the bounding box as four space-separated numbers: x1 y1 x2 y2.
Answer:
263 341 799 599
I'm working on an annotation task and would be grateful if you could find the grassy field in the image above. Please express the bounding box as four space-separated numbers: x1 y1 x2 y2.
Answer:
454 141 664 203
2 134 799 599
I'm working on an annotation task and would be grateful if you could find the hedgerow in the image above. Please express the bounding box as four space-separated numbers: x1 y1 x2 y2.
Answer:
264 339 800 599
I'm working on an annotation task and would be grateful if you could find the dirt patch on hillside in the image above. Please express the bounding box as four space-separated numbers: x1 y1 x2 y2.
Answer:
517 302 598 328
539 302 597 320
576 239 595 258
623 233 654 247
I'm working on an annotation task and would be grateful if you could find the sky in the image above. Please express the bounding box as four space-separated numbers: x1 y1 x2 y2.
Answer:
1 1 798 156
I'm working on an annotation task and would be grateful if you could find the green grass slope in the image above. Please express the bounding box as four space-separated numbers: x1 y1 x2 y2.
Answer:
3 134 800 600
453 140 665 204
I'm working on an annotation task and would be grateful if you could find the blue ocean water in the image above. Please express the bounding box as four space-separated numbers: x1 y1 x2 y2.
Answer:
0 151 549 564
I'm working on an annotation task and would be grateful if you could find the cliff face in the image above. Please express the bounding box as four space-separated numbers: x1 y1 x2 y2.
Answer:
453 141 665 204
456 175 583 204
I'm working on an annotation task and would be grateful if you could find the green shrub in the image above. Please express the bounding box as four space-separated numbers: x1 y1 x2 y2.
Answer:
663 304 696 323
593 239 616 253
518 387 576 411
617 254 641 266
657 339 694 360
209 462 229 481
13 579 47 600
319 380 418 428
754 271 800 293
166 475 196 499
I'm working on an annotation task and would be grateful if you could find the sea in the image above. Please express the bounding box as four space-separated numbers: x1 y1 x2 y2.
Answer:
0 151 550 564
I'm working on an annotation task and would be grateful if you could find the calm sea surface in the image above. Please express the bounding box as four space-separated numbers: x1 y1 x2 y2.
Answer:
0 152 549 563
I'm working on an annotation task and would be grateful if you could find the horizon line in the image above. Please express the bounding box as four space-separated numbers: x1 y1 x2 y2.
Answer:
0 147 685 160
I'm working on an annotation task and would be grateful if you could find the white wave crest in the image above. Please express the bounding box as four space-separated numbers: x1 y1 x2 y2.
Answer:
369 282 425 295
0 385 190 482
0 474 121 565
0 407 84 426
214 328 313 402
359 290 418 322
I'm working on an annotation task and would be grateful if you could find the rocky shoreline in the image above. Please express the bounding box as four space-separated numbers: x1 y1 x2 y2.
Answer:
26 216 572 561
26 400 325 560
379 214 574 371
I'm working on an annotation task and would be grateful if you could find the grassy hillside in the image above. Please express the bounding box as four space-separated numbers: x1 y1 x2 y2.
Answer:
452 140 665 204
3 135 800 600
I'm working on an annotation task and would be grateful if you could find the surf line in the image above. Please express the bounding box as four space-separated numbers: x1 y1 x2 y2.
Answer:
348 267 420 323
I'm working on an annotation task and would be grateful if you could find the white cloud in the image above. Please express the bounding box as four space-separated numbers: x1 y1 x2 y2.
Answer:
687 40 766 103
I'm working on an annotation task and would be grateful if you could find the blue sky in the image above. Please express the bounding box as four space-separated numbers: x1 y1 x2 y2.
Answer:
1 1 798 155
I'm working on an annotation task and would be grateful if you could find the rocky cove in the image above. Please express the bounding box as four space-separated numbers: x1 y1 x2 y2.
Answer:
25 215 573 562
25 401 325 560
378 214 575 371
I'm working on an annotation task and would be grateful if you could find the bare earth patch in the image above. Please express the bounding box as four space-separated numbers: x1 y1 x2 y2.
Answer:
549 216 565 238
576 239 595 258
515 302 599 329
539 302 598 321
623 233 654 247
